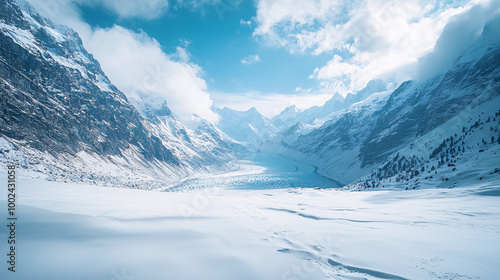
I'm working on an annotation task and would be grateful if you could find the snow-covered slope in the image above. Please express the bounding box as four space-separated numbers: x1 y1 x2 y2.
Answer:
271 104 300 130
4 170 499 279
0 0 234 188
135 97 235 172
215 106 275 149
270 80 388 132
270 13 500 185
348 95 500 191
266 89 392 184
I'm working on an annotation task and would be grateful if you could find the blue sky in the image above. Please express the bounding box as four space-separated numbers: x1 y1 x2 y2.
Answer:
25 0 490 121
77 1 331 95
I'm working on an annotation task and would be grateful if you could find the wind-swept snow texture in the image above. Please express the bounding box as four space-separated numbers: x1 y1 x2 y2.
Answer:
0 172 499 280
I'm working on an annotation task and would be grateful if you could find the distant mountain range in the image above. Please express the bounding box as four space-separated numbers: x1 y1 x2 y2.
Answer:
215 12 500 187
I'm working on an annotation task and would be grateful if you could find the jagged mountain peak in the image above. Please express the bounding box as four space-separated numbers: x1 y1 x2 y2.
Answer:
273 104 298 119
247 106 260 113
217 106 269 122
283 104 298 112
267 79 389 133
215 106 274 146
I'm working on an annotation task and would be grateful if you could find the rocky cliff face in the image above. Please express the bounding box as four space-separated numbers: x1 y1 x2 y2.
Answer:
0 0 234 187
0 0 178 162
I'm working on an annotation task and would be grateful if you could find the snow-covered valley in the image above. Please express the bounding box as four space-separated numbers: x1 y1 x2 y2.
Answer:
1 153 499 280
1 0 500 279
164 152 341 192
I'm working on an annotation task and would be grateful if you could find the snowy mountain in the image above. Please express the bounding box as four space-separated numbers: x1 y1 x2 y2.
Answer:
135 97 235 171
213 80 390 155
268 79 388 136
269 13 500 185
349 102 500 191
298 80 387 126
346 16 500 190
267 89 392 184
0 0 234 188
271 104 299 130
214 106 275 149
1 0 498 192
213 85 391 148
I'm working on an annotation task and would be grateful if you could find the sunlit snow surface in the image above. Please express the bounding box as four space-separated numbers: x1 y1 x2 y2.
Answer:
0 154 499 279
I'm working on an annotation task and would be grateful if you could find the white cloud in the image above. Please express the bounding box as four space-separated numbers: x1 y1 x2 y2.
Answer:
253 0 485 95
240 54 261 65
24 0 168 20
254 0 345 48
211 91 333 117
240 19 251 26
85 26 219 126
22 0 87 28
24 0 219 127
91 0 169 19
416 0 500 80
24 0 240 21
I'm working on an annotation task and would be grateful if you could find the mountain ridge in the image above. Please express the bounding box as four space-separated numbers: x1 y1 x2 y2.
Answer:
254 12 500 185
0 0 234 188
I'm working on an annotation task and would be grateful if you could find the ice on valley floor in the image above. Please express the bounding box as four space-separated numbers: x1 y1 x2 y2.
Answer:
164 152 342 192
0 154 499 279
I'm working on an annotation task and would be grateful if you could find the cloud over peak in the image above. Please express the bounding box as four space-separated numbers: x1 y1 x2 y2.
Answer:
253 0 486 95
24 0 219 126
85 25 219 126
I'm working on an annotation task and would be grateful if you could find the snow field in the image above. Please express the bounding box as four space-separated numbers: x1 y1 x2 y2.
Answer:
0 164 499 279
